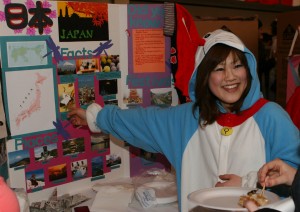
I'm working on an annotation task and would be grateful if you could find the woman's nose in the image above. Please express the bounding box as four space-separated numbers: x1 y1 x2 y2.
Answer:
224 68 235 80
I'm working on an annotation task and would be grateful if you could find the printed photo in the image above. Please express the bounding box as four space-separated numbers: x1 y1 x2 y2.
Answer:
57 2 109 42
100 55 120 72
91 156 104 177
78 76 95 106
8 149 30 168
91 133 110 152
99 79 118 96
48 163 67 183
57 59 76 75
76 58 100 74
106 154 121 168
71 159 88 180
26 169 45 190
123 89 143 105
34 143 58 162
62 137 85 156
150 88 172 107
58 83 75 112
0 138 7 166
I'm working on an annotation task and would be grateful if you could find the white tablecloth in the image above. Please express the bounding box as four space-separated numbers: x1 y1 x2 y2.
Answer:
72 188 178 212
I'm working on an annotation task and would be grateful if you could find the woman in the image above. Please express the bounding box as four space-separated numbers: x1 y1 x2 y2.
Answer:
68 29 300 212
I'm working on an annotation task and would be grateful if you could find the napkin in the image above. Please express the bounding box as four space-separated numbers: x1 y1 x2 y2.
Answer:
90 184 134 212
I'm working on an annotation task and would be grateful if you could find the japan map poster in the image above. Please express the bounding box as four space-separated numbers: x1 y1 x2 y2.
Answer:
4 68 57 137
0 35 58 138
0 1 129 199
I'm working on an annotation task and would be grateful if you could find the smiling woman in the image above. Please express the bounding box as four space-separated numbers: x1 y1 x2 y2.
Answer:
209 51 248 109
195 44 252 123
67 29 300 212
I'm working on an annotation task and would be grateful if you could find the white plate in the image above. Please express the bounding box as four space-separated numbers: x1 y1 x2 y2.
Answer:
141 181 178 204
188 187 280 211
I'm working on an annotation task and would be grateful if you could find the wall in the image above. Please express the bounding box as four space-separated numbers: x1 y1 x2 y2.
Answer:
130 0 299 33
131 0 300 104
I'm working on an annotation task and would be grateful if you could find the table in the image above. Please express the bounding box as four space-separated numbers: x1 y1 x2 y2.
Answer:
72 188 179 212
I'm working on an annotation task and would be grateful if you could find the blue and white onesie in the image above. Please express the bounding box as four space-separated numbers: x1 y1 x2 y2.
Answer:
86 29 300 212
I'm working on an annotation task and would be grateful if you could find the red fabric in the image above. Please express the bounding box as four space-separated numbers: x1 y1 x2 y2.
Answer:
286 86 300 129
174 4 205 97
217 98 268 127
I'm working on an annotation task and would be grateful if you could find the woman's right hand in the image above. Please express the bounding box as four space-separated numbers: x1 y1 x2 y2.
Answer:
67 107 88 126
258 158 297 187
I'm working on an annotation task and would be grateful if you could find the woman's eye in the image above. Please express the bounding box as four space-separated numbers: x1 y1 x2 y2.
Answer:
213 66 224 72
234 64 243 69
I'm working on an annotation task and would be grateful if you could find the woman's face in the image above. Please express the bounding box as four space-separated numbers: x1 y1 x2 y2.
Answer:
208 51 248 111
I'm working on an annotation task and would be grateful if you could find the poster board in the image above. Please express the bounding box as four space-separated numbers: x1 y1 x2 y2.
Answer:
277 10 300 106
0 1 176 203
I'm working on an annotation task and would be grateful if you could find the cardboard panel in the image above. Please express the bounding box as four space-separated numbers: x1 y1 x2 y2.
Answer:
276 10 300 106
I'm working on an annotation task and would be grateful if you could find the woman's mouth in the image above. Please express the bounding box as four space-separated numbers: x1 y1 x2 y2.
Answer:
223 84 238 89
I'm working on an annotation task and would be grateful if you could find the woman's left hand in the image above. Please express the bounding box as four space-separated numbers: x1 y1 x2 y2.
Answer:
215 174 242 187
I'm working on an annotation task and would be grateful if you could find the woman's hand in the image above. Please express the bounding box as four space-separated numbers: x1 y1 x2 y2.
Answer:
215 174 242 187
258 158 297 187
67 107 88 126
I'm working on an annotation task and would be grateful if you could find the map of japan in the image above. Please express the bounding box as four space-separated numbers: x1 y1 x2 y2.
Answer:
4 67 57 137
15 73 47 128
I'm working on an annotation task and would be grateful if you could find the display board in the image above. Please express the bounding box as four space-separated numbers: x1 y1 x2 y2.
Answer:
0 1 176 203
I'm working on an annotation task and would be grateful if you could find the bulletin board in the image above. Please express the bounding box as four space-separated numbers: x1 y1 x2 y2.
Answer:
0 1 176 203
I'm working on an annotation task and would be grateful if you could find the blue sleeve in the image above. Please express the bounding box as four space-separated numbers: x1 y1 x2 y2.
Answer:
95 103 199 166
255 102 300 168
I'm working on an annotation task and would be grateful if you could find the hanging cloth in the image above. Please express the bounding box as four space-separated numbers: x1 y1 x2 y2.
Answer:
174 4 205 100
164 3 205 103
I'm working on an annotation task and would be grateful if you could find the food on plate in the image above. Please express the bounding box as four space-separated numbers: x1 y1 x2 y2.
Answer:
238 189 269 207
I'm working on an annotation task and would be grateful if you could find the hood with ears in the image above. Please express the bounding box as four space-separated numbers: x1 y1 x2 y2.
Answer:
188 29 262 112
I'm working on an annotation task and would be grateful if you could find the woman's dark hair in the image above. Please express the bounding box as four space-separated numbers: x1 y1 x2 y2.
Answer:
193 44 252 127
